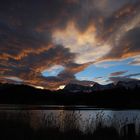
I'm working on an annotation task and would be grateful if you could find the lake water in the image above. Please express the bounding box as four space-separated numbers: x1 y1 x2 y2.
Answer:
0 105 140 133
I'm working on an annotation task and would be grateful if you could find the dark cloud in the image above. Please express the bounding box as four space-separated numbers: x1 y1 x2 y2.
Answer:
0 0 140 89
109 77 138 84
125 73 140 78
102 27 140 60
109 73 140 84
0 44 75 76
110 71 128 76
0 0 88 76
96 2 139 41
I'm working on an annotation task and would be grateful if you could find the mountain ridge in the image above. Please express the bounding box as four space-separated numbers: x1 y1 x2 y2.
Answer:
63 80 140 92
0 80 140 108
0 80 140 93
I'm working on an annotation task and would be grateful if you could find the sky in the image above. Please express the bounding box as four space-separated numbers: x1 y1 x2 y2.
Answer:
0 0 140 90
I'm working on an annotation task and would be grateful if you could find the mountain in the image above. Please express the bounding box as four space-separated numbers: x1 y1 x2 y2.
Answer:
92 83 115 91
0 81 140 108
1 80 140 94
64 80 140 93
64 83 92 93
116 80 140 89
64 82 116 93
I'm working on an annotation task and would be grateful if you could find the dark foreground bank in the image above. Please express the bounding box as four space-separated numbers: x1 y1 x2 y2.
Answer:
0 111 140 140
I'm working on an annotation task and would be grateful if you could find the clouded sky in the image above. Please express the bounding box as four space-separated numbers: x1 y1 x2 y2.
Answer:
0 0 140 89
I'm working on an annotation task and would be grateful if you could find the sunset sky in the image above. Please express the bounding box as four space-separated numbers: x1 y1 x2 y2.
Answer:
0 0 140 90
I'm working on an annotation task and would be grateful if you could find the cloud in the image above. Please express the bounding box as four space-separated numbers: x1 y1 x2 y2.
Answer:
42 65 65 77
0 0 140 89
109 73 140 84
129 55 140 65
93 77 108 85
109 77 138 84
0 44 76 89
52 21 111 64
4 76 23 82
102 27 140 61
110 71 128 76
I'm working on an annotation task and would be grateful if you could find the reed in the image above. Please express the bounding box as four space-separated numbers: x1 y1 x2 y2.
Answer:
0 110 139 140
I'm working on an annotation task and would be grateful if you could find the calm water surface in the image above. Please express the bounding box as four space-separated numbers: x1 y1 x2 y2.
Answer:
0 105 140 132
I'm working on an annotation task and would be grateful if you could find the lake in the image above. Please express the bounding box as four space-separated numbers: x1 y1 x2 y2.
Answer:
0 105 140 133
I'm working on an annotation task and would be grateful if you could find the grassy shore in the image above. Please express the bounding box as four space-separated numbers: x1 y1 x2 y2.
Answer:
0 111 140 140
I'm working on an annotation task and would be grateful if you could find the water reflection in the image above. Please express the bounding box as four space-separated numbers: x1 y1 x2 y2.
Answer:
0 105 140 133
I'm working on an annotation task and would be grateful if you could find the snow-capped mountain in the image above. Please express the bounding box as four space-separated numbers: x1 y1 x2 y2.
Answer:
92 83 115 91
64 80 140 93
116 80 140 89
64 83 92 93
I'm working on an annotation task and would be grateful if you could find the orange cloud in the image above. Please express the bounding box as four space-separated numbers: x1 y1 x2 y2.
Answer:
0 0 140 89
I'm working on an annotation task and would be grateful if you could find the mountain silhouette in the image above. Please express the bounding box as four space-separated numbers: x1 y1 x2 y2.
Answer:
0 81 140 108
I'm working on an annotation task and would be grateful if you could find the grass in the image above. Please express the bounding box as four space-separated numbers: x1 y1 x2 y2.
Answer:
0 110 140 140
